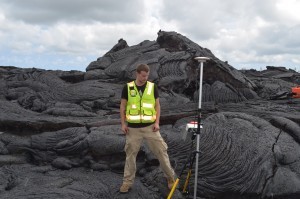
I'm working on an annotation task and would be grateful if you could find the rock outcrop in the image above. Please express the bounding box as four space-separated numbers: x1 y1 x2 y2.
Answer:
85 31 257 104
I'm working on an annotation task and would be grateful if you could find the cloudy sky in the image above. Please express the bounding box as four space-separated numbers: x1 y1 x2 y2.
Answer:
0 0 300 72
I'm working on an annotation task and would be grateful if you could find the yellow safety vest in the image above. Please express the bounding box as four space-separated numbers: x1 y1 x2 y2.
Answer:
126 81 156 123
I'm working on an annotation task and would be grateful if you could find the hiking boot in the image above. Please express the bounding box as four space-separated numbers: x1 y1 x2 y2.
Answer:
119 183 131 193
167 178 175 190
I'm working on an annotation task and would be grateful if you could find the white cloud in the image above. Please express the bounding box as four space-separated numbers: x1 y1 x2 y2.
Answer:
276 0 300 24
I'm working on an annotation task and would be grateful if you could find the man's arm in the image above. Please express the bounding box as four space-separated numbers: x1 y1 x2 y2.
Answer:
120 99 128 134
153 98 161 132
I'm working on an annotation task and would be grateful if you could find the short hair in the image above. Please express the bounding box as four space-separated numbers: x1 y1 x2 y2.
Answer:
136 64 150 73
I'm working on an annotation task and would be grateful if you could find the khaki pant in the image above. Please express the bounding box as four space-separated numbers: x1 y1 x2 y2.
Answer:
123 125 174 185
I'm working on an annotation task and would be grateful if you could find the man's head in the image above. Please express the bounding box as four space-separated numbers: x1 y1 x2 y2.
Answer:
136 64 150 85
136 63 150 73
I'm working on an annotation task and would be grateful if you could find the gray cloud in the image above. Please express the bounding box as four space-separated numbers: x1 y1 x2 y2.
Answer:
1 0 144 24
157 0 300 70
0 0 299 71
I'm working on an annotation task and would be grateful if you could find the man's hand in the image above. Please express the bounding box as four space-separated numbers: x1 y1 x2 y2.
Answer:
121 124 129 134
120 98 128 134
152 123 160 132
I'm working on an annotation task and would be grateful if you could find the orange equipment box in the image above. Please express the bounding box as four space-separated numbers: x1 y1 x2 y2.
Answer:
292 86 300 98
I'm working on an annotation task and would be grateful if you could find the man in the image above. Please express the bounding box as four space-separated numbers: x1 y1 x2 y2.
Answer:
119 63 175 193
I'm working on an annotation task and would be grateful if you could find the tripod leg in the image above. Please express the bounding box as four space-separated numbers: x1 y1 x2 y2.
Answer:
182 151 196 194
167 151 194 199
167 178 180 199
182 170 192 194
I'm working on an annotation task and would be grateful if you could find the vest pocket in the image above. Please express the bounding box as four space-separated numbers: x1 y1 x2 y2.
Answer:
143 110 153 116
129 109 139 115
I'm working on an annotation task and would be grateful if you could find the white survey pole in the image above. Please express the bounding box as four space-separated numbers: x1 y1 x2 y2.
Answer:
193 56 210 199
195 57 210 109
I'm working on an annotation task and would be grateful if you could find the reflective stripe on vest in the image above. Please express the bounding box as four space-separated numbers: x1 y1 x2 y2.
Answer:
142 103 153 108
142 115 156 121
126 115 156 121
147 82 153 95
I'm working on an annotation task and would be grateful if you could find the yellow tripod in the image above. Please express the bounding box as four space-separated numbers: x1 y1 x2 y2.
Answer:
167 139 198 199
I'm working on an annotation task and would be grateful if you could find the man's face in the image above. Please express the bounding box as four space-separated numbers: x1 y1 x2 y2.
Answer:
136 71 149 84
